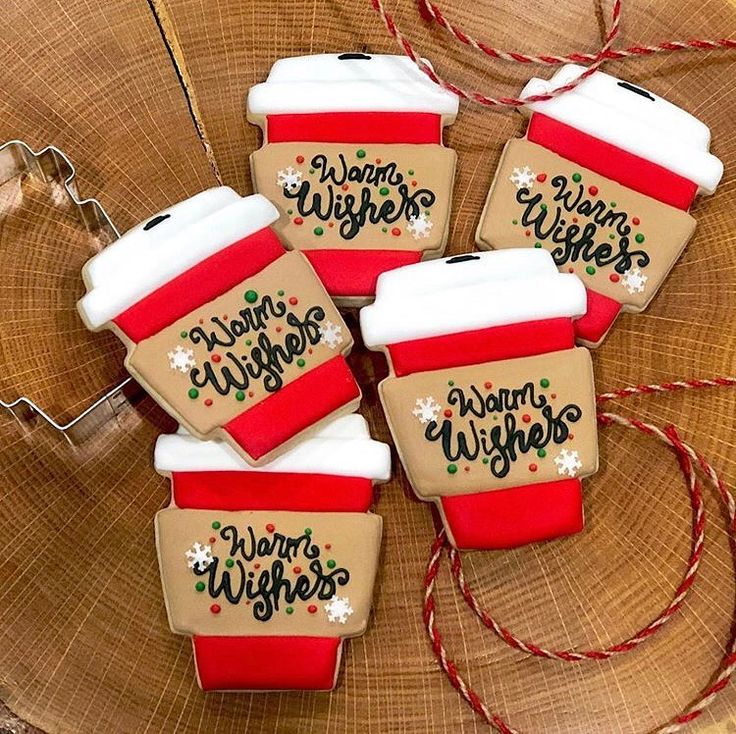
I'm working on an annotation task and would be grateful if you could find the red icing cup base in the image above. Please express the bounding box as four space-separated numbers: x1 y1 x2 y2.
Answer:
302 249 422 299
574 289 622 347
440 479 584 550
193 636 342 691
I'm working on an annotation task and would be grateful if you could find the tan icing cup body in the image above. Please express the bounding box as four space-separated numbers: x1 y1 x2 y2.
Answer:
154 415 389 691
77 189 360 466
476 64 723 347
360 249 599 550
247 53 459 306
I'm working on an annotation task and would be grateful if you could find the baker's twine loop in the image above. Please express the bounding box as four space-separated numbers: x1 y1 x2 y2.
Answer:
369 0 736 107
423 376 736 733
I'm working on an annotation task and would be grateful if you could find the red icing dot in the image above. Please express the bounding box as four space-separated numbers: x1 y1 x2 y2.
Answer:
411 180 417 186
464 466 470 472
375 158 382 164
296 155 305 164
308 605 318 614
293 566 302 574
209 536 216 543
211 354 221 363
444 409 452 417
204 399 213 407
632 217 640 225
568 267 575 273
294 217 304 225
210 604 221 614
568 433 575 440
536 173 547 182
199 318 204 325
328 222 334 228
266 523 275 533
342 184 349 191
525 230 531 237
223 315 228 320
254 563 261 569
289 296 298 305
572 217 578 223
522 414 531 423
391 227 401 236
325 543 332 550
275 326 282 333
484 381 493 389
588 185 599 196
529 463 538 472
248 391 254 397
551 393 557 399
308 348 313 354
609 273 620 283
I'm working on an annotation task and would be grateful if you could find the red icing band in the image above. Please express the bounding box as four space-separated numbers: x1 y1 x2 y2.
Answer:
171 472 374 512
387 318 576 377
527 114 698 211
114 227 285 342
440 479 584 550
574 288 622 345
303 249 422 298
193 636 341 690
224 355 360 460
266 112 443 144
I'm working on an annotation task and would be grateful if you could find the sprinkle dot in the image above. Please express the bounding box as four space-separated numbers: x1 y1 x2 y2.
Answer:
188 388 199 400
382 227 388 233
408 169 414 175
609 273 620 283
447 464 458 474
296 155 305 164
391 227 401 236
484 381 493 389
529 463 538 472
572 173 582 183
609 233 616 240
304 528 312 535
586 265 596 275
195 582 205 592
286 606 294 615
293 566 302 574
522 414 531 423
610 201 617 208
308 605 318 614
512 219 518 225
635 233 645 244
180 330 188 339
289 296 299 305
536 173 547 183
287 209 293 215
444 409 452 418
534 242 542 248
540 378 550 388
379 186 390 196
297 358 306 368
204 398 213 407
588 185 599 196
210 604 221 614
211 354 221 363
540 204 547 211
245 339 252 346
537 448 547 458
309 168 315 174
277 289 285 296
482 458 489 464
632 217 641 226
326 559 336 569
226 558 234 568
244 289 258 303
356 149 366 158
294 217 304 225
314 226 324 236
266 523 275 533
212 521 221 529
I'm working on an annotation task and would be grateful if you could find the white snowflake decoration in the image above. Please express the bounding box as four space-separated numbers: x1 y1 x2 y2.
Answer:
554 449 583 478
509 166 536 190
318 320 344 350
276 166 303 191
185 542 213 571
167 345 196 374
324 595 354 624
620 267 648 295
406 212 434 240
412 396 441 424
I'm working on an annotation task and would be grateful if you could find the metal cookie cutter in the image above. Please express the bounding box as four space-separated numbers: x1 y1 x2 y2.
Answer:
0 140 135 443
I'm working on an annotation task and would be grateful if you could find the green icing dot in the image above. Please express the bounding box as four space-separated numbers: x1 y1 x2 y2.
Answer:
379 186 390 196
572 172 582 183
195 582 205 592
356 149 366 158
314 226 324 236
537 448 547 458
297 358 306 368
635 233 645 243
287 209 293 215
382 227 388 233
540 204 547 211
309 168 315 174
408 169 414 175
448 380 454 386
327 559 336 569
610 201 617 208
609 233 616 240
235 390 245 401
586 265 596 275
304 528 312 535
512 219 518 225
447 464 458 475
534 242 543 249
212 521 221 529
482 457 489 464
245 339 252 346
540 378 550 388
244 289 258 303
286 606 294 615
225 558 234 568
277 289 285 296
188 388 199 400
180 330 188 339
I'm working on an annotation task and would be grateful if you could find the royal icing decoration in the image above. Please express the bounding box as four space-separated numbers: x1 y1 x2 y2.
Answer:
361 249 598 550
247 53 459 304
476 64 723 348
77 189 360 466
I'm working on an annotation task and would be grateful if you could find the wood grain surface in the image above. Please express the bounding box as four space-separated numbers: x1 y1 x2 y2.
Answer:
1 0 736 732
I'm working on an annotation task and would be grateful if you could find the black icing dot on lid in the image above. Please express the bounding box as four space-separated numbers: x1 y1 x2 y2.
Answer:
617 81 655 102
338 52 372 61
143 213 171 231
446 254 481 264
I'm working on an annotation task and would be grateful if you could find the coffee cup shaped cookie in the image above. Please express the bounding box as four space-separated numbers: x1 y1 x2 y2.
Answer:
154 414 392 512
361 249 598 550
247 53 459 306
77 189 360 466
476 64 723 347
156 508 382 691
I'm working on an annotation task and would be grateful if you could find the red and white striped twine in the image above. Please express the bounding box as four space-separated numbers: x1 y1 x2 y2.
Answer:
423 376 736 733
369 0 736 107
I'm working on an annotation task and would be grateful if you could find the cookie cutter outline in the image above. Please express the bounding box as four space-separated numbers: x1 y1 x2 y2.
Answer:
0 139 133 441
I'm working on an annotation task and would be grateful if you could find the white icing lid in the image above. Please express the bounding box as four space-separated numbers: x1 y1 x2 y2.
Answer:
247 53 459 120
360 249 587 347
521 64 723 195
154 414 392 480
77 189 280 329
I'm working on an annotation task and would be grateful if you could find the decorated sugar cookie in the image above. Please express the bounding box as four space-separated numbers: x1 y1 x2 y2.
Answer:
476 64 723 347
154 414 392 512
77 189 361 466
361 249 598 550
247 53 459 305
156 509 382 691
